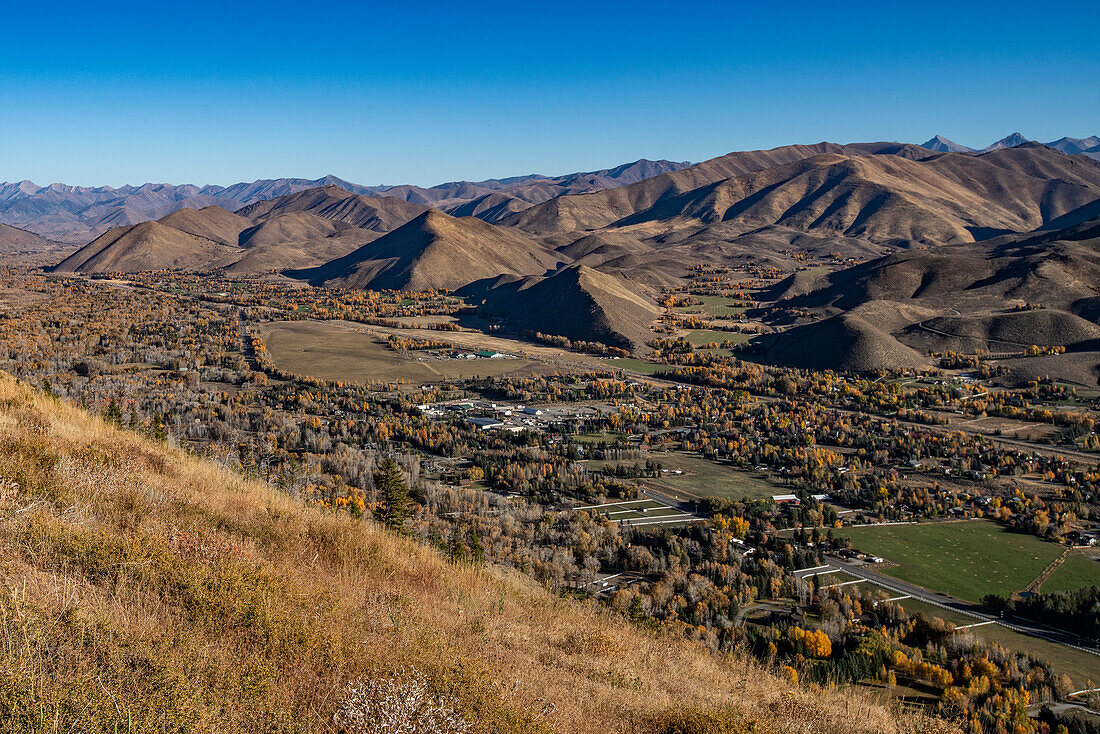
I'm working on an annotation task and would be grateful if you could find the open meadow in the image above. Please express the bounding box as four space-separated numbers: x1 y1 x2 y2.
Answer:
839 520 1068 602
644 453 781 501
1043 549 1100 593
259 320 598 383
583 452 782 502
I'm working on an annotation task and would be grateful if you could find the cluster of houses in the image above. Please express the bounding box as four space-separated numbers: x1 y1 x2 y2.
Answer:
422 348 513 362
416 399 598 434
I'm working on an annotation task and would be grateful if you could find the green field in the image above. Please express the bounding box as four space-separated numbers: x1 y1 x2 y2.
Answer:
604 357 667 375
871 583 1100 687
572 432 629 445
685 296 748 318
894 598 974 627
839 521 1064 602
684 329 751 347
644 453 780 501
864 573 1100 687
1043 550 1100 593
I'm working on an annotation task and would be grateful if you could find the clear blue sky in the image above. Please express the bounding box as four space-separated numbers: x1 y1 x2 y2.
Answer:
2 0 1097 187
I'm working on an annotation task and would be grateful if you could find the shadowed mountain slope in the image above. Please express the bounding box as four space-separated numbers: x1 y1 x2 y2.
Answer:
458 265 661 350
763 215 1100 382
156 205 253 246
50 187 435 275
501 143 857 235
290 209 560 292
236 186 432 231
554 146 1100 246
443 192 532 223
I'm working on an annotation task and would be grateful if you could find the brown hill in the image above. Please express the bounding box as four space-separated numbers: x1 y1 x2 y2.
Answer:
52 221 240 273
766 303 934 373
226 230 380 275
0 222 56 254
291 209 559 292
502 143 858 234
763 216 1100 383
157 205 252 246
237 210 350 248
443 191 532 223
458 265 660 350
49 187 435 276
236 185 431 232
499 146 1100 281
608 147 1100 246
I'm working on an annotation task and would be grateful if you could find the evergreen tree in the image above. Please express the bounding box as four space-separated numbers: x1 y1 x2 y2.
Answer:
103 399 123 427
469 526 485 564
151 413 168 442
628 595 646 623
448 525 469 563
375 458 410 533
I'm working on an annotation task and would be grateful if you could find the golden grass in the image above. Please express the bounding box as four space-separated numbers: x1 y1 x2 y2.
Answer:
0 373 955 733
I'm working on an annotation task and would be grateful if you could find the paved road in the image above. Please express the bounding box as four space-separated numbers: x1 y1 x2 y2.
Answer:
826 556 1100 657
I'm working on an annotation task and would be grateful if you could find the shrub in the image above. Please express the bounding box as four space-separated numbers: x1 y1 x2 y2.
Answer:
333 668 469 734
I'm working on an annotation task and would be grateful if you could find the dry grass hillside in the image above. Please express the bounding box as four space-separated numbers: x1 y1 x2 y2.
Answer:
0 373 952 733
0 224 58 256
51 221 242 273
460 266 662 351
295 210 560 292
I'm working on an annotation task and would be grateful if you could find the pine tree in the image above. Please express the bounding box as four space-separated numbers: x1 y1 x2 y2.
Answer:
628 595 646 624
448 525 468 563
375 458 410 533
103 399 123 427
469 526 485 564
151 413 168 442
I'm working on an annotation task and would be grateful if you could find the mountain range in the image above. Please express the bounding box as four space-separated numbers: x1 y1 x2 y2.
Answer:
920 133 1100 158
49 140 1100 364
0 159 691 243
761 204 1100 383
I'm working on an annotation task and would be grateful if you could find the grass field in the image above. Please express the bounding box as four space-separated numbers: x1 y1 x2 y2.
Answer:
260 321 559 382
839 521 1064 602
684 329 752 347
572 432 629 444
644 453 780 501
893 598 974 627
866 579 1100 687
681 296 748 318
1043 550 1100 593
603 357 667 375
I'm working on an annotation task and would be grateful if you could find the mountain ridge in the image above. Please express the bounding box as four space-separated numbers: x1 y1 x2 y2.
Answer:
1 159 691 243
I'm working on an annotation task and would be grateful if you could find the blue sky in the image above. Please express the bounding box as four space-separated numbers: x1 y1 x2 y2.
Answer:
2 0 1097 187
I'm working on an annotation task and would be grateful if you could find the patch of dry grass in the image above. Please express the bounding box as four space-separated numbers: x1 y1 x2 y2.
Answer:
0 374 954 733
